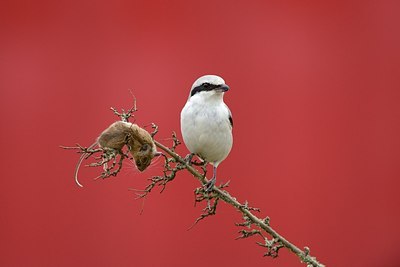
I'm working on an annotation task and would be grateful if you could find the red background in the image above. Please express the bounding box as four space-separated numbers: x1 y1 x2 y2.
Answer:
1 1 399 266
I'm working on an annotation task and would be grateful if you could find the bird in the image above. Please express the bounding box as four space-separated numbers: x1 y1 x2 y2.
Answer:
180 75 233 192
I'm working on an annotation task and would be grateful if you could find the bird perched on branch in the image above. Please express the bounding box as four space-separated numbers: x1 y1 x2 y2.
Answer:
181 75 233 191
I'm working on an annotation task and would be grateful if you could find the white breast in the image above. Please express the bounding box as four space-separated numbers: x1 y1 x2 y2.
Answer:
180 93 233 166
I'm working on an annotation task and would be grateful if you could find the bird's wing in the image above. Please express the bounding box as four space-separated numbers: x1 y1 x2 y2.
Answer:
226 105 233 128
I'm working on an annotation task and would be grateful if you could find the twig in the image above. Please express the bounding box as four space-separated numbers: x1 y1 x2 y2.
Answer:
61 144 128 184
188 197 219 230
111 91 137 122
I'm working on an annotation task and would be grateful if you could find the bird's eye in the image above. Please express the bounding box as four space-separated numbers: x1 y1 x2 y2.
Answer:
203 83 211 88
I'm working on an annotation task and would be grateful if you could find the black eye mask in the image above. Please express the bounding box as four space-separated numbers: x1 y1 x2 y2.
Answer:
190 83 221 97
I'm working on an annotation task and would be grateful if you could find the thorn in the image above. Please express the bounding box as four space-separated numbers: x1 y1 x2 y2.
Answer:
304 247 310 257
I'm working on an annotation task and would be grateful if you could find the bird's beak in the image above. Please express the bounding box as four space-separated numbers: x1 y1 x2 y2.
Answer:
218 84 230 92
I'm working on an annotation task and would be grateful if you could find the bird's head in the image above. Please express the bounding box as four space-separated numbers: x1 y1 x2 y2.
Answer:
189 75 230 99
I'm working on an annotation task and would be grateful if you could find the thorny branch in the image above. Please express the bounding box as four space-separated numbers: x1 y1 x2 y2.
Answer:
152 139 325 267
62 100 325 267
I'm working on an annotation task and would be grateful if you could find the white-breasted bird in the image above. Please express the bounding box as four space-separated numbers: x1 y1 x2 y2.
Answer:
180 75 233 191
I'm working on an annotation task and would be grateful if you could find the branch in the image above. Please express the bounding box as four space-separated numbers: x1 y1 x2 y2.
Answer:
152 139 325 267
62 97 325 267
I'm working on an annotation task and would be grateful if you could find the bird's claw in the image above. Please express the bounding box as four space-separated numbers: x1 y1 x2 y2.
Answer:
184 153 194 165
204 177 216 192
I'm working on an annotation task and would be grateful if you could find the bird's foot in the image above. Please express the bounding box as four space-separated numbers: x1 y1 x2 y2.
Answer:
184 153 194 165
204 176 216 192
184 153 206 166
